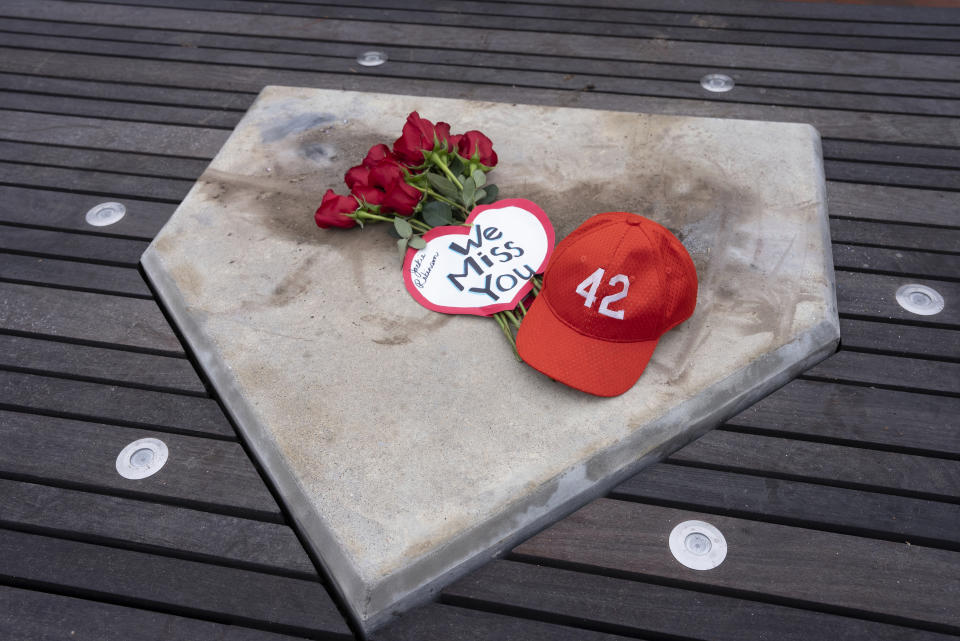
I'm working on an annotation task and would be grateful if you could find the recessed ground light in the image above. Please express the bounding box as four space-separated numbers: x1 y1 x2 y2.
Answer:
700 73 735 93
85 202 126 226
116 438 168 479
896 284 944 316
669 520 727 570
357 51 388 67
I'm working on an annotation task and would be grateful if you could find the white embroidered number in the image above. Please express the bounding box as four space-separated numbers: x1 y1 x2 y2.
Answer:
574 268 630 320
599 274 629 320
575 268 605 308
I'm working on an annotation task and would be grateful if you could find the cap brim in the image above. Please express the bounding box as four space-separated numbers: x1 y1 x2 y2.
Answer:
516 297 658 397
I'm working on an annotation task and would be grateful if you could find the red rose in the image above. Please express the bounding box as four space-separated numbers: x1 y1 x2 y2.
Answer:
392 111 437 165
362 143 396 168
435 122 461 153
314 189 359 229
344 165 370 190
347 160 422 216
351 184 386 207
369 161 421 216
457 131 497 167
381 178 421 216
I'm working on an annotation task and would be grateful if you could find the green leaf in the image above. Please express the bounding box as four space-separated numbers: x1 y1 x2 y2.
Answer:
426 172 460 201
461 176 476 208
477 184 498 205
448 155 465 176
472 169 486 188
408 235 426 250
422 201 454 227
474 188 487 203
393 217 413 238
397 236 409 258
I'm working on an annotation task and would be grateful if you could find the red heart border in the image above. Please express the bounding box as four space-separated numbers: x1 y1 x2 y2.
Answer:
402 198 555 316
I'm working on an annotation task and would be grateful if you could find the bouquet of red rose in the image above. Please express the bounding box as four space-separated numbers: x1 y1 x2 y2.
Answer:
313 112 539 357
315 112 499 251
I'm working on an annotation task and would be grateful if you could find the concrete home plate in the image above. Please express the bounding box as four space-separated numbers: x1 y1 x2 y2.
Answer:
142 86 838 632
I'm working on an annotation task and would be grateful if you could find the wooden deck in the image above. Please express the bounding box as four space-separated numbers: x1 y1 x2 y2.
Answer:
1 1 958 639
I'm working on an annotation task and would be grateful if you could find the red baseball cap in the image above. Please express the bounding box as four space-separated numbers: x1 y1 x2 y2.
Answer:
516 212 698 397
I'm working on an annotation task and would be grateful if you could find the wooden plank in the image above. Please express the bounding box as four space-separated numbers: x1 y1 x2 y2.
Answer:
823 140 960 170
0 478 314 576
670 430 960 502
5 18 958 99
0 69 256 110
832 244 958 282
25 0 960 78
180 0 960 38
0 528 352 638
4 28 959 120
0 370 231 437
0 185 173 239
443 560 956 641
5 30 959 117
0 86 240 129
804 350 960 395
0 333 205 395
0 225 150 266
0 282 183 354
500 0 960 24
839 318 960 361
827 182 959 227
614 464 960 549
0 252 152 297
826 161 960 191
2 48 957 146
0 160 193 203
727 379 960 456
829 219 960 253
0 140 211 182
0 585 316 641
373 602 632 641
8 1 959 41
26 0 957 62
513 500 960 631
836 272 960 327
0 409 279 519
0 109 226 158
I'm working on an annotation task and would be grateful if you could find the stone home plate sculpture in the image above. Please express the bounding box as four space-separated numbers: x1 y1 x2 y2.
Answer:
142 87 838 632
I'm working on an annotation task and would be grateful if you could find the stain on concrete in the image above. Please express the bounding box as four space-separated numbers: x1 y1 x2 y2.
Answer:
361 311 453 346
195 169 329 246
261 112 337 143
270 254 319 307
303 142 338 165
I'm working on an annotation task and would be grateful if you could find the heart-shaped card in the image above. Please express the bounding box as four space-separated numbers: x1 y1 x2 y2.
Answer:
402 198 555 316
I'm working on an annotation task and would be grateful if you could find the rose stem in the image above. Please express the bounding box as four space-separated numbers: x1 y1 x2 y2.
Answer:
427 152 464 190
493 312 521 361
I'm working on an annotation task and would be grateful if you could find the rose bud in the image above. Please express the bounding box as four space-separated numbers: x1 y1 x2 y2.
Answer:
457 130 498 167
434 122 462 153
392 111 437 165
314 189 359 229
